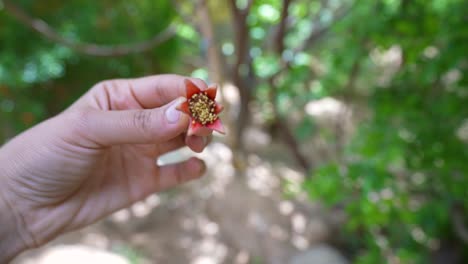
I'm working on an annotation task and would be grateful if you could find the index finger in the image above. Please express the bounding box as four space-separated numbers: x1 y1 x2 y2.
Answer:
129 74 208 109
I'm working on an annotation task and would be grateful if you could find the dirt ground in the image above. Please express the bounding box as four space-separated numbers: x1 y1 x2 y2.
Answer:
12 110 353 264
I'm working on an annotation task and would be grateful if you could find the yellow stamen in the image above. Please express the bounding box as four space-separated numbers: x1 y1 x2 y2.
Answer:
188 92 218 125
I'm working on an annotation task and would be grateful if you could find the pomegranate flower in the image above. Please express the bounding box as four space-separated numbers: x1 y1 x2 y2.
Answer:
177 79 225 136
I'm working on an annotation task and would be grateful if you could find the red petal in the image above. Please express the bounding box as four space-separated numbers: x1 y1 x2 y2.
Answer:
187 120 203 136
205 84 218 100
185 79 201 99
214 103 224 114
176 101 191 115
207 119 225 134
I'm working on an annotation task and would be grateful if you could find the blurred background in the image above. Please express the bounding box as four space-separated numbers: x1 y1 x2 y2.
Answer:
1 0 468 263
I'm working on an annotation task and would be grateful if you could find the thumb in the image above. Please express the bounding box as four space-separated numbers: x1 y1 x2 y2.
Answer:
77 97 188 146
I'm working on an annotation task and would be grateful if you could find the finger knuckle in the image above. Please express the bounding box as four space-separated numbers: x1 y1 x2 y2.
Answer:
60 110 95 143
153 83 169 100
133 110 153 138
93 79 121 93
68 110 91 133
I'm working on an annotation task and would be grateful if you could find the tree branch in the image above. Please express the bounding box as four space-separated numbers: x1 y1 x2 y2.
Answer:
267 0 313 172
171 0 198 27
296 4 352 52
271 2 352 79
244 0 254 15
452 203 468 245
195 0 224 83
228 0 257 153
274 0 292 54
228 0 251 85
3 0 176 57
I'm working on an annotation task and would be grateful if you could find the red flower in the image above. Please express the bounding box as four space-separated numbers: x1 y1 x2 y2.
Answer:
177 79 225 136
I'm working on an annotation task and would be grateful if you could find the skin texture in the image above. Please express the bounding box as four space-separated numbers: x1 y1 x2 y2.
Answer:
0 74 212 262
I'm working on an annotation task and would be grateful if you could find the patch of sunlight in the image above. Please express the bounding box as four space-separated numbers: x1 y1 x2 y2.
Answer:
145 194 161 208
250 46 262 57
294 52 311 65
192 256 216 264
131 201 152 218
199 142 235 196
278 200 294 216
280 167 304 195
201 221 219 236
411 172 426 185
304 97 345 118
177 24 198 41
291 235 309 250
221 82 240 106
22 62 38 83
111 208 131 223
443 68 462 86
81 233 109 249
203 142 233 163
191 237 228 264
258 4 280 22
222 42 235 56
279 167 304 183
250 27 265 40
236 0 249 9
292 213 307 234
423 46 439 59
247 163 279 196
370 45 402 86
22 245 129 264
411 226 427 244
372 45 403 65
282 49 294 62
234 250 250 264
456 119 468 142
40 53 64 77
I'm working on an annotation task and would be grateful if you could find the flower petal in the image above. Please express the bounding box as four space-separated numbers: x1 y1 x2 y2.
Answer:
185 79 201 99
176 101 191 115
214 103 224 114
205 84 218 100
187 120 204 136
207 119 225 134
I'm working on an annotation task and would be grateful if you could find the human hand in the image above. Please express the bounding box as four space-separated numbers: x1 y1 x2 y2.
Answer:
0 75 213 261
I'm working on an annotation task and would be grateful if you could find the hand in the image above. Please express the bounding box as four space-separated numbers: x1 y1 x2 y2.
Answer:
0 74 211 261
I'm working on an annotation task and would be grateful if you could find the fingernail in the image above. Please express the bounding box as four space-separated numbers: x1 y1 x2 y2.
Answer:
166 98 185 124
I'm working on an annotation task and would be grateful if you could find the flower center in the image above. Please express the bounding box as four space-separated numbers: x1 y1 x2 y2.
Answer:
188 92 218 125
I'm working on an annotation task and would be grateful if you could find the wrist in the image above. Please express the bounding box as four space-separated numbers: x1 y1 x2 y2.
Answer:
0 189 28 262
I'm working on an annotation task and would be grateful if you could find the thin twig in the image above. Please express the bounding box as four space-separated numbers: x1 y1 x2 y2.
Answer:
3 0 176 57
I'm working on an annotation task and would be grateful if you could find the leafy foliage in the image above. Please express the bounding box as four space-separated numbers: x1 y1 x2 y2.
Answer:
0 0 180 137
304 0 468 262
